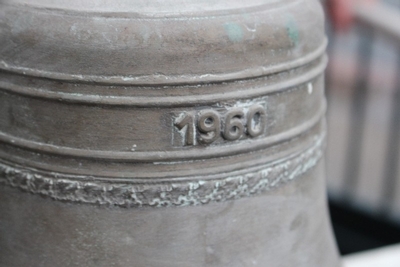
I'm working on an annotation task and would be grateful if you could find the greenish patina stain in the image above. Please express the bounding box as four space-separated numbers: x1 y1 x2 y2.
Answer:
224 23 243 43
285 15 299 46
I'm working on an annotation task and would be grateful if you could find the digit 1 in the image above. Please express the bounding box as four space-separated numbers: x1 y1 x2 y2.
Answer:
175 113 195 146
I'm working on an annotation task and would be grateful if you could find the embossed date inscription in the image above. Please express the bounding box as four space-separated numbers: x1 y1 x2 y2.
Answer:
175 104 267 146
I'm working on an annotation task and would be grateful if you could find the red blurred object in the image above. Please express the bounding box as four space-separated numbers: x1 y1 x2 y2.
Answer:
328 0 353 31
328 0 378 32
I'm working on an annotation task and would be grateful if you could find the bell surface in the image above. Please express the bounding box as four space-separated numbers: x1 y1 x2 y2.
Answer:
0 0 341 266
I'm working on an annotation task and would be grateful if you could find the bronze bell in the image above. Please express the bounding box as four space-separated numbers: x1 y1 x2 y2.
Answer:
0 0 341 266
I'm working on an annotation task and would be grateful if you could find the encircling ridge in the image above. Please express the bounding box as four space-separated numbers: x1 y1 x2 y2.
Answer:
0 134 324 208
0 39 327 86
0 101 326 162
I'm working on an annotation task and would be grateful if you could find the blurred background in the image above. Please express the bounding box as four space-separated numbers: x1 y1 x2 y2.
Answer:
323 0 400 262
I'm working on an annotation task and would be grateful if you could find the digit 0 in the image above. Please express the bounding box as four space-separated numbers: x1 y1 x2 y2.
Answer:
247 105 267 137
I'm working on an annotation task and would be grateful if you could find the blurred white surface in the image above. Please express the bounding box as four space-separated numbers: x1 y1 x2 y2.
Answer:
343 244 400 267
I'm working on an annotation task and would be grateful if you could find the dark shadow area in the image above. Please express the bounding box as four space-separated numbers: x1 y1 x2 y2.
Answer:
329 199 400 255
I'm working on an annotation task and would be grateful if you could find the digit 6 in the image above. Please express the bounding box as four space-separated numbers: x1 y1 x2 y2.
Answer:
223 108 244 141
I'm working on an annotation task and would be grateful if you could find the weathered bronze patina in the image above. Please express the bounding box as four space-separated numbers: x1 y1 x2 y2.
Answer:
0 0 340 266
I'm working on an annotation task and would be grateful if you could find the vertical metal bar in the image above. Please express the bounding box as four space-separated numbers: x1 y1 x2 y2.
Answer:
325 12 336 102
343 27 374 201
325 38 335 102
381 47 400 215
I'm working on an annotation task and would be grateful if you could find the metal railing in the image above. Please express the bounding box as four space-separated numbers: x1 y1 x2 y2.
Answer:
327 2 400 223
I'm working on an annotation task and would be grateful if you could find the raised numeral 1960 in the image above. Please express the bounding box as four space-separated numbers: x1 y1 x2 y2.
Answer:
175 104 267 146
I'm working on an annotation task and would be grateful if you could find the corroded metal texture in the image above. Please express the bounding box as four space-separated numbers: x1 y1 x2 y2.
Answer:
0 0 341 266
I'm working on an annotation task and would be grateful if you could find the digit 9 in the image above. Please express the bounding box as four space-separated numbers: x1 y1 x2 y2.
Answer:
197 110 221 144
